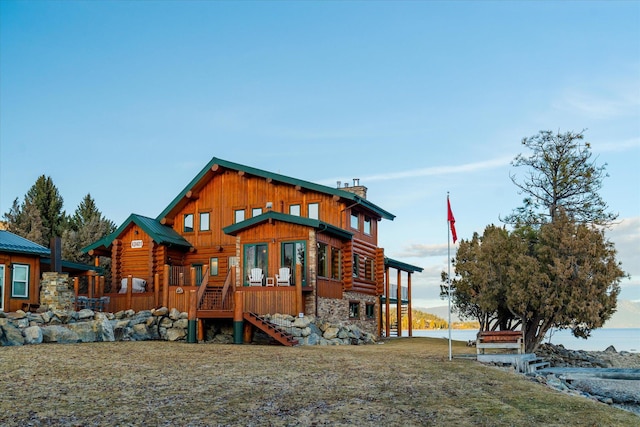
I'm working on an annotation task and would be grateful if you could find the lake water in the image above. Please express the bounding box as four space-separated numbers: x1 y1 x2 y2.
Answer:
413 328 640 353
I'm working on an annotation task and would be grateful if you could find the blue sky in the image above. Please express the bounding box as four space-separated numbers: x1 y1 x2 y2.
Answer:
1 1 639 307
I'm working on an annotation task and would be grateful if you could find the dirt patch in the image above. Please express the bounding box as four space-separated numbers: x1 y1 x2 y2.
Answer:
0 338 637 426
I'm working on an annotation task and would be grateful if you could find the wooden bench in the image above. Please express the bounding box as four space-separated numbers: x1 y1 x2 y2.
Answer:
476 331 524 355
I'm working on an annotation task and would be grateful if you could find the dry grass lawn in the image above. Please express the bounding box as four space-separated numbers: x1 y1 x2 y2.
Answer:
1 337 637 426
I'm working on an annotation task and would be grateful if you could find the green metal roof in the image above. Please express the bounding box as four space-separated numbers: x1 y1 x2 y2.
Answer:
40 258 101 274
0 230 51 256
384 257 423 273
82 213 192 253
156 157 395 222
223 211 354 241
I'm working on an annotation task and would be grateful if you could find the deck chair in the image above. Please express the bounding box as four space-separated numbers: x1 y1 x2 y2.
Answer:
248 268 264 286
275 267 291 286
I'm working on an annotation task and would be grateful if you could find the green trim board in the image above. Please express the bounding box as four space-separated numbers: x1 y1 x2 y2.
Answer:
223 211 354 241
156 157 395 222
82 213 192 253
384 257 423 273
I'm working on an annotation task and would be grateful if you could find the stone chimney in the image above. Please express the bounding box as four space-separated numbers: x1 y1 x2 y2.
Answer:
341 178 367 199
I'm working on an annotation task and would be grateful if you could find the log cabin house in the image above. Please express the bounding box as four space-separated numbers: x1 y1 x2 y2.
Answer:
83 158 422 343
0 230 98 313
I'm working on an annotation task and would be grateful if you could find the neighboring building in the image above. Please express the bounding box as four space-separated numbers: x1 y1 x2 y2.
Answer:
0 230 97 312
84 158 421 337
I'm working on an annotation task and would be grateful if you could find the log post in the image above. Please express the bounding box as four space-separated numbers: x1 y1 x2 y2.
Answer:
385 266 390 338
295 263 303 315
126 275 133 310
73 277 79 310
163 265 170 308
197 319 204 342
407 272 413 337
233 290 244 344
154 273 160 307
187 289 197 343
98 276 105 297
396 269 402 337
88 273 94 299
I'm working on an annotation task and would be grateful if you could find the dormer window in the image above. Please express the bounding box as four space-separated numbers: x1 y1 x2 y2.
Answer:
364 216 372 235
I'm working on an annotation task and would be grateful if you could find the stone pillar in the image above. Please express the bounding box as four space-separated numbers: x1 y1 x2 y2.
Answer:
39 272 74 311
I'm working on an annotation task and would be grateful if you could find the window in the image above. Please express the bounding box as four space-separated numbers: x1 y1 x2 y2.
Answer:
289 204 301 216
184 213 194 232
350 212 359 230
317 243 328 277
349 301 360 319
353 254 359 278
364 257 375 281
308 203 319 220
199 212 210 231
244 244 268 285
331 247 341 280
282 241 306 286
11 264 29 298
366 303 375 319
234 209 245 223
318 243 341 280
210 258 219 276
252 207 263 217
364 216 372 235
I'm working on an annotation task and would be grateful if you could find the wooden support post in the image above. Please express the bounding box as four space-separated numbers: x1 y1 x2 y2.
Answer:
295 263 303 315
73 277 79 311
233 290 244 344
88 273 94 299
396 269 402 337
190 267 196 287
385 267 390 338
407 273 413 337
154 273 160 307
99 276 105 297
126 275 133 310
163 265 170 308
187 289 197 343
197 319 204 341
179 272 184 286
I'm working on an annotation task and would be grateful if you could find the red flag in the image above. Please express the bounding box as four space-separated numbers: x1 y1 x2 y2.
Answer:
447 198 457 243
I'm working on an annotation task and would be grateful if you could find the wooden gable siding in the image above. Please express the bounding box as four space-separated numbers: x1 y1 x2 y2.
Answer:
0 252 41 312
170 170 344 248
234 221 311 282
111 225 163 291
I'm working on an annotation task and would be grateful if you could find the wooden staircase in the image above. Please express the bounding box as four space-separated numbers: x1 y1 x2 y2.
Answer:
243 312 299 346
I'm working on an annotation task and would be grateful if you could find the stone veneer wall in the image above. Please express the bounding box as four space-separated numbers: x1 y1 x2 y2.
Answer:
317 291 378 336
39 272 75 311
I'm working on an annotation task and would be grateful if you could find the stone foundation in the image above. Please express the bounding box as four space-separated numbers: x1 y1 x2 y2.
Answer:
317 291 378 336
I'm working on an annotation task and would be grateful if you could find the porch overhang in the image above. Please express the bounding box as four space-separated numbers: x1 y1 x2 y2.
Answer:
222 211 353 241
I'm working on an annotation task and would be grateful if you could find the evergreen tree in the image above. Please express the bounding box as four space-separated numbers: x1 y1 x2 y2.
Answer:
23 175 67 244
504 130 617 226
450 213 625 352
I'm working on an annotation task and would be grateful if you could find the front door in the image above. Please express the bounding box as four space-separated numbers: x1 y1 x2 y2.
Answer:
0 264 5 312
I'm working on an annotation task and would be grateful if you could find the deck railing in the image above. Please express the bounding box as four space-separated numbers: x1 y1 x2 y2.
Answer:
386 284 408 301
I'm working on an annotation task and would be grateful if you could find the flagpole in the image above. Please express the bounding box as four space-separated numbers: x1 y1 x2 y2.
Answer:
447 192 452 361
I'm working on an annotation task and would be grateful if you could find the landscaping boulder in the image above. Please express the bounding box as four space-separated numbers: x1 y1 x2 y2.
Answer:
41 325 81 344
0 323 25 346
23 325 43 345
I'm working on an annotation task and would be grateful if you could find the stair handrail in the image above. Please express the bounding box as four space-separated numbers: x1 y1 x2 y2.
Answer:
196 265 211 308
220 267 234 305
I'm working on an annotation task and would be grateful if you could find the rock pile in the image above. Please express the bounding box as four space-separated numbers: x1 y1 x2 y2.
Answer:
0 309 377 347
0 307 191 346
260 313 377 346
536 343 640 368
